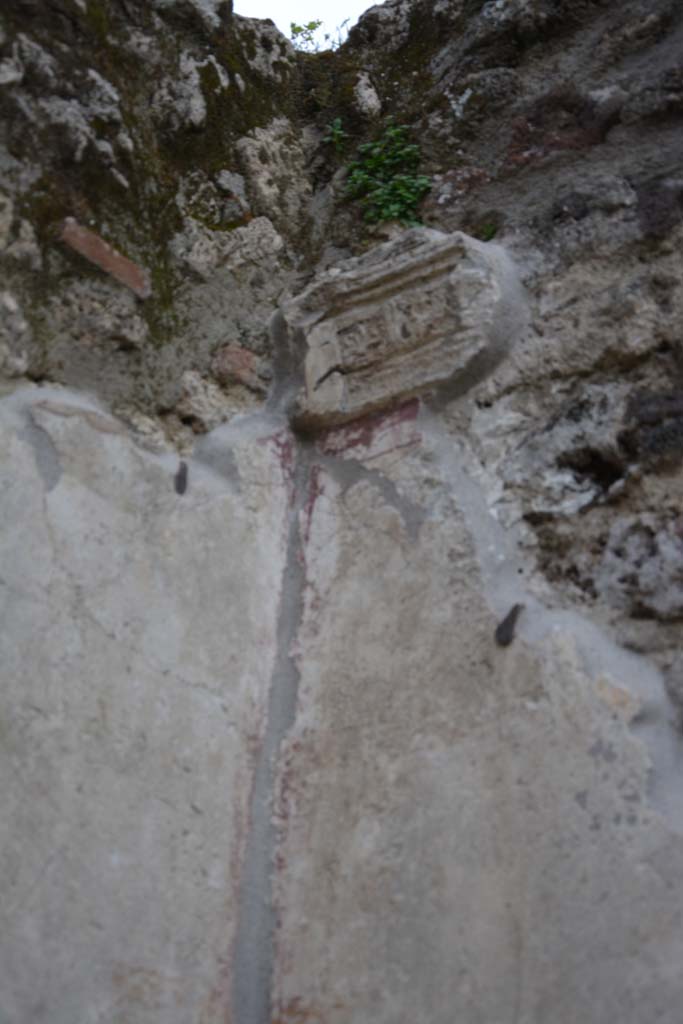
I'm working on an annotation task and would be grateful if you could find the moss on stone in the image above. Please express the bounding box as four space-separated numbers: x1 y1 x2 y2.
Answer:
1 1 309 360
83 0 111 45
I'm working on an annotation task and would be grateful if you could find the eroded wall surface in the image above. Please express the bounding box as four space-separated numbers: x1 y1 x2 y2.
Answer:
0 388 290 1023
2 1 683 1022
270 405 683 1024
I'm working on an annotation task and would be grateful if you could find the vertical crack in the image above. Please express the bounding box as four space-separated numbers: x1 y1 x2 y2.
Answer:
232 441 312 1024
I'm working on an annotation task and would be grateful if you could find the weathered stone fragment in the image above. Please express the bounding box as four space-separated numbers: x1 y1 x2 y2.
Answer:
212 342 269 393
168 215 283 282
175 368 258 431
283 227 527 430
354 71 382 117
0 291 30 379
236 118 311 236
60 219 151 299
597 514 683 620
152 52 213 132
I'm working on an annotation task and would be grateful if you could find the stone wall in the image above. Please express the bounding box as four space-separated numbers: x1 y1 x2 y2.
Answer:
2 1 683 1022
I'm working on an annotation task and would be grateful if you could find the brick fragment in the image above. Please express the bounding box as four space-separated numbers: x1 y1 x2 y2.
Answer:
212 343 269 394
59 217 151 299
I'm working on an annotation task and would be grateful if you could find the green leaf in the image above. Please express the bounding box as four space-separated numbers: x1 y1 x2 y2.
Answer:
343 122 431 224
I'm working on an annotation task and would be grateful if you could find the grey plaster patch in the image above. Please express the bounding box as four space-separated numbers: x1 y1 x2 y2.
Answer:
319 453 426 543
19 418 61 492
267 308 306 419
232 441 312 1024
430 239 531 409
193 431 241 490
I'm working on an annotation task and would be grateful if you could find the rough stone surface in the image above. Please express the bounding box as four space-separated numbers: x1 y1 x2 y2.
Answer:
0 0 299 420
236 118 311 237
152 51 211 131
175 368 257 432
284 227 528 429
212 342 270 394
169 215 284 283
353 71 382 118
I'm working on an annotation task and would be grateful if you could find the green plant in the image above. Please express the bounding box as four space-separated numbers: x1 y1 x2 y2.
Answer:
344 122 431 225
323 117 348 154
290 19 323 52
478 222 498 241
325 18 350 49
290 17 350 52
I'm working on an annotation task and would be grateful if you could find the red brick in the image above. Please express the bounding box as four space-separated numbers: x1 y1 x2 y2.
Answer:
211 343 268 393
60 218 151 299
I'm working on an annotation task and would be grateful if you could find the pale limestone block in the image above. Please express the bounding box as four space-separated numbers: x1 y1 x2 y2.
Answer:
236 118 311 235
284 227 528 429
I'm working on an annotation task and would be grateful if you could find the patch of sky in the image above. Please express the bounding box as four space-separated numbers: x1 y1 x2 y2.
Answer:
232 0 385 49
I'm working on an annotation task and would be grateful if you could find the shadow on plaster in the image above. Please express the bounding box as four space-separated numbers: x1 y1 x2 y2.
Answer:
7 384 105 493
318 452 426 543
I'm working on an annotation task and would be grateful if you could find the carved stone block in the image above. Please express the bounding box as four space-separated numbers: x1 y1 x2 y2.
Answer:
283 227 528 430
